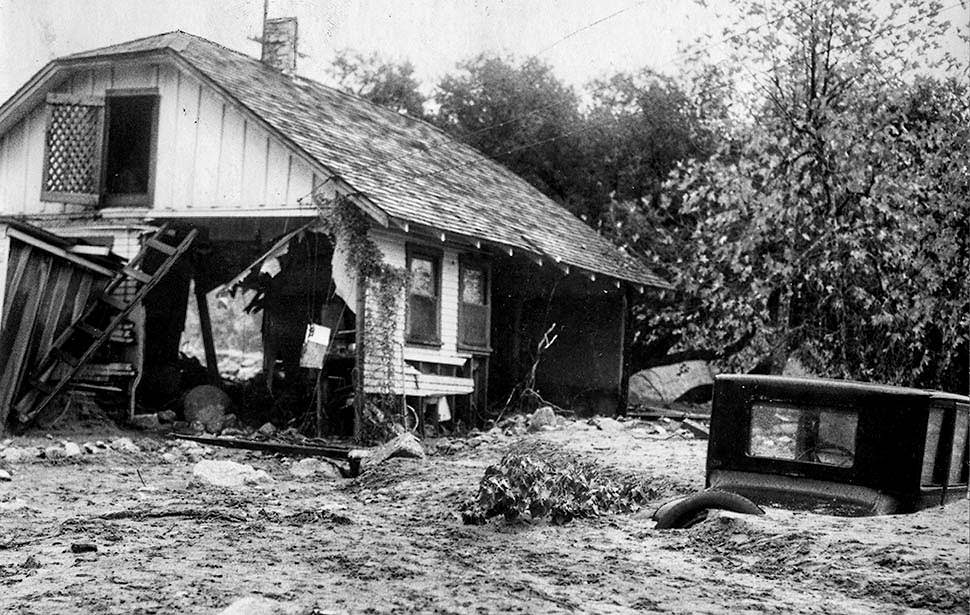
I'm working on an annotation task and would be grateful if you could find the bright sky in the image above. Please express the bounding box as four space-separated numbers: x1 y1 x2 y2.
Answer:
1 0 967 103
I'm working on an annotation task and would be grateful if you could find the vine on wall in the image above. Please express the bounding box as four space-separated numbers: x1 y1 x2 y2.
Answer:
314 193 408 440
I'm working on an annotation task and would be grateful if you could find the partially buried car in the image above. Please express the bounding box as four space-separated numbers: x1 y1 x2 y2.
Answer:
653 374 969 528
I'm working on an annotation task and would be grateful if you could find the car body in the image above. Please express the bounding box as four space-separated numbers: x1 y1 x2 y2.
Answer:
703 374 969 517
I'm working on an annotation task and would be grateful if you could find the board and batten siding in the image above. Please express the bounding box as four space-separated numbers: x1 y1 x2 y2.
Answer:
0 60 317 216
361 229 465 394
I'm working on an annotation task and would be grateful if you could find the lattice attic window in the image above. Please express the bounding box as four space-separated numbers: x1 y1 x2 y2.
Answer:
41 93 105 206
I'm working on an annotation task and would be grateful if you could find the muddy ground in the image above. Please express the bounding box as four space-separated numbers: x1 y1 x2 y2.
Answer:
1 419 967 614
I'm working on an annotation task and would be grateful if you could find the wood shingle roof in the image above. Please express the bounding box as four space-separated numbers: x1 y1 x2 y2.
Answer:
62 31 669 288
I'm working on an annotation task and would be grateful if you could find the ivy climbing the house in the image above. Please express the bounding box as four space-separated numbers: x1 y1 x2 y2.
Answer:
313 193 409 440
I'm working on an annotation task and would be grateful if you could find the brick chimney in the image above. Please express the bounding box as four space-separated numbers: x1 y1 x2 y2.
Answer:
261 17 298 74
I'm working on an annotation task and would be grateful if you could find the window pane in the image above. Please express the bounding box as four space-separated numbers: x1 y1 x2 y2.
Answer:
922 408 943 485
461 267 485 304
408 295 437 340
410 257 435 298
948 408 968 485
749 402 857 467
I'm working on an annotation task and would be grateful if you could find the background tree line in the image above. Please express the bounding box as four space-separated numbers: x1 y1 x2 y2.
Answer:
327 0 968 393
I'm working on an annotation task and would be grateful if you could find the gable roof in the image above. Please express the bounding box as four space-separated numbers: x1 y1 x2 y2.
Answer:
9 31 669 289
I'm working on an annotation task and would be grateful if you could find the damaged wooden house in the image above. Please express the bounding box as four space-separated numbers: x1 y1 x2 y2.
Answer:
0 22 668 436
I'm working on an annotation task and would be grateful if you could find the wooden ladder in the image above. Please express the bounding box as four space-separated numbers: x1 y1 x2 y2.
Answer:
15 224 198 426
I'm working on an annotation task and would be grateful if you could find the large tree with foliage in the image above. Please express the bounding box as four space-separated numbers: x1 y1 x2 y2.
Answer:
638 0 968 391
326 49 427 117
433 54 584 205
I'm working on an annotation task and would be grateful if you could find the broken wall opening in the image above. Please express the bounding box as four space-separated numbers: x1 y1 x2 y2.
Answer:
137 220 358 436
490 256 628 417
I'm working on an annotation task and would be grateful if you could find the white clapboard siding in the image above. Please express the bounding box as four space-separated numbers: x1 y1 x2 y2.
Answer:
0 58 319 216
362 229 473 395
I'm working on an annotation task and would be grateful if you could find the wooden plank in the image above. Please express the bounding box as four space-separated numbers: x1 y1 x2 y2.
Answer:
194 281 219 383
192 86 222 207
0 255 52 431
169 433 360 476
36 265 74 357
2 242 31 318
5 228 116 277
0 229 11 330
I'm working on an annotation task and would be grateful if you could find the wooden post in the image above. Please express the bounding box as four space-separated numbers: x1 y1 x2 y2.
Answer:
618 287 631 416
353 276 366 442
194 280 219 384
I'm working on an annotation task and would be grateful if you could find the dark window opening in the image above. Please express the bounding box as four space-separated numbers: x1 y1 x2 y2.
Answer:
406 249 440 344
105 95 156 199
459 259 489 348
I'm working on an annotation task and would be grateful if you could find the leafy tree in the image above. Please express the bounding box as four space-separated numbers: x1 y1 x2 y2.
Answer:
640 0 968 391
327 49 427 117
433 54 584 205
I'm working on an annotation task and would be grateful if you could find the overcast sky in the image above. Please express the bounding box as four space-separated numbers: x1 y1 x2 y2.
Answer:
1 0 967 103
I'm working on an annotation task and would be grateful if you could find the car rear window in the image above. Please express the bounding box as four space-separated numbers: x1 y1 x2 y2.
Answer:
749 402 858 467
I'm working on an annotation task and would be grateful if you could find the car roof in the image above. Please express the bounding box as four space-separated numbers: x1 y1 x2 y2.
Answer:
715 374 969 404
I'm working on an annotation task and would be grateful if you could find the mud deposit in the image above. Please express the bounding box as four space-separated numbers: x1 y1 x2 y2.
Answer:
1 421 967 614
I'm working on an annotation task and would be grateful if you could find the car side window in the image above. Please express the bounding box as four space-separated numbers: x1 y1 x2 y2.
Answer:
922 407 945 486
948 406 968 485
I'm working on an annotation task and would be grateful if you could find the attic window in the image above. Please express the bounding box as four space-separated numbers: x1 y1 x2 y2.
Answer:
104 95 156 200
103 92 158 206
40 89 158 207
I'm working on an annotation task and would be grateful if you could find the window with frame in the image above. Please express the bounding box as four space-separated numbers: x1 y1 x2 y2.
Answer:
406 248 440 345
748 402 857 467
458 258 489 349
41 90 158 207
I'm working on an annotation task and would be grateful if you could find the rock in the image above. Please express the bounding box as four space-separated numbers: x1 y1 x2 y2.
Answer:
82 442 100 454
289 458 341 479
220 427 247 437
44 446 65 459
161 452 178 464
628 361 714 405
591 417 624 432
0 469 11 481
157 409 178 423
359 433 425 470
216 596 306 615
528 406 558 432
192 459 271 488
1 447 26 463
130 413 162 431
183 385 231 433
62 442 82 458
189 421 206 434
110 437 141 454
221 413 239 430
70 542 97 554
257 422 277 437
178 440 209 460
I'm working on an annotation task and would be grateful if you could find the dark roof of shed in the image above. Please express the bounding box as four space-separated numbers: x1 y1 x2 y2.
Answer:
62 31 668 288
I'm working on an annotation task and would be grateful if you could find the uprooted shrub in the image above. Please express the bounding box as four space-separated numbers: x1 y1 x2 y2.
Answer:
461 442 658 525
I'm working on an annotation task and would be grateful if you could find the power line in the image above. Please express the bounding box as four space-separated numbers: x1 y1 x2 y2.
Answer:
295 3 802 207
298 1 961 208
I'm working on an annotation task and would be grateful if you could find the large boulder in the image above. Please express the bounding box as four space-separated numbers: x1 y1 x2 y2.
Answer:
628 361 714 405
183 385 231 433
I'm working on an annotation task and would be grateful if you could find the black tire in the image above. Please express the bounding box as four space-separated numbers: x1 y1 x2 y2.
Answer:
653 489 765 529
